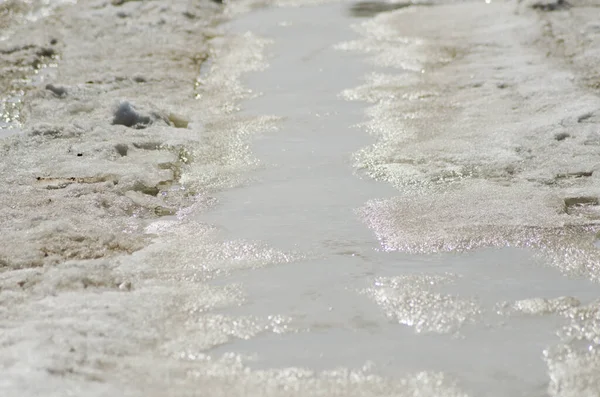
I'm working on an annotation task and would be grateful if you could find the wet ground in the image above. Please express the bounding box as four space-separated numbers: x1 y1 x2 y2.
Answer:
1 0 600 396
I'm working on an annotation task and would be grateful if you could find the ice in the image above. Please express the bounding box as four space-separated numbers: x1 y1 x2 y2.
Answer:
3 0 600 395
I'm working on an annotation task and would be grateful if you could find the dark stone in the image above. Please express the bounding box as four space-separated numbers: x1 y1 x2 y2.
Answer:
114 144 129 156
112 101 152 128
36 47 56 58
554 132 570 141
530 0 570 12
349 1 425 18
46 84 67 97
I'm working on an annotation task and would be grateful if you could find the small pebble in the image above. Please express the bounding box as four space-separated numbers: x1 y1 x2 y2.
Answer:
168 112 189 128
118 281 132 291
46 84 67 97
554 132 570 141
114 143 129 156
112 101 152 128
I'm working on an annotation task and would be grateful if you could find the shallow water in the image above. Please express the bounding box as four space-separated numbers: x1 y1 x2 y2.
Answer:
199 2 600 396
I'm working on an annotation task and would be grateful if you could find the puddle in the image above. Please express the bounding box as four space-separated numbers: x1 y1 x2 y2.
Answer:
209 247 599 396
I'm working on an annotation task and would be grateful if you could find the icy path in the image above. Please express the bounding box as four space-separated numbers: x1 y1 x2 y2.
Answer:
203 5 397 259
2 0 600 396
198 2 600 396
